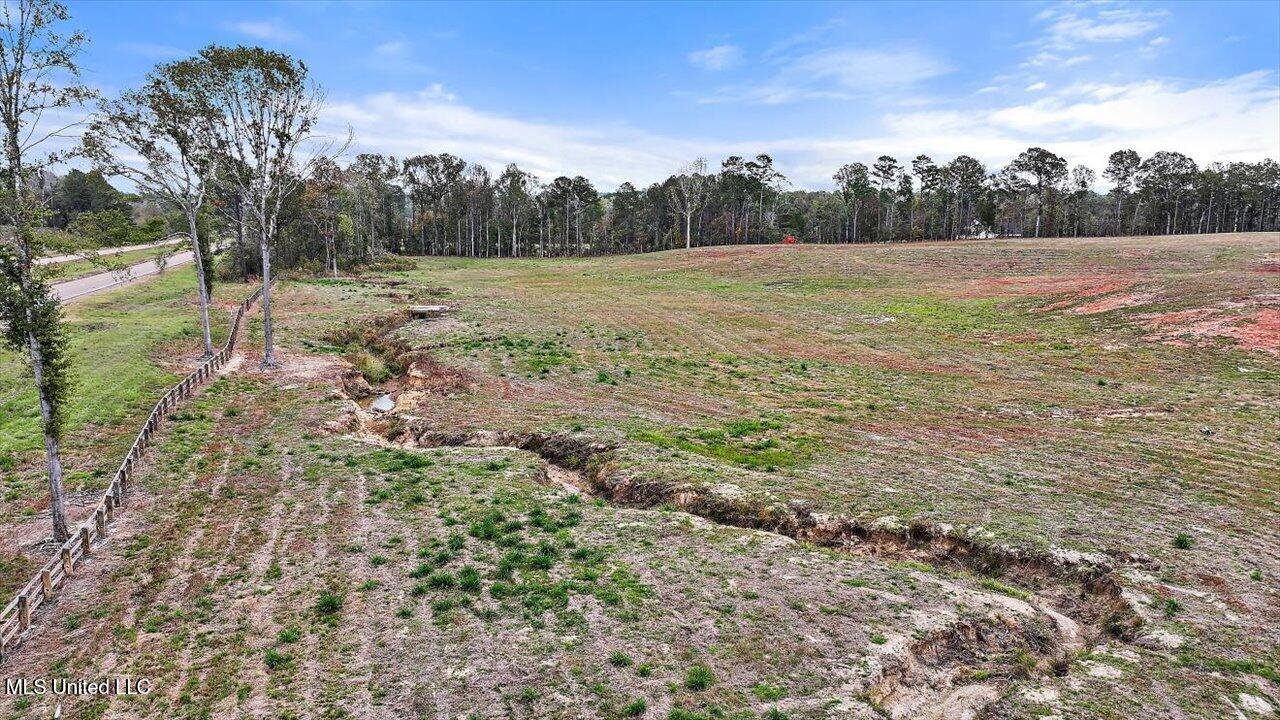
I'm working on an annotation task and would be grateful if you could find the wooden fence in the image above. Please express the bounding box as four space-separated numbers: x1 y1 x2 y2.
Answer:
0 285 264 661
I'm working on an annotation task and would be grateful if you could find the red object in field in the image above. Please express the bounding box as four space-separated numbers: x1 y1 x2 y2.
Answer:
782 235 798 244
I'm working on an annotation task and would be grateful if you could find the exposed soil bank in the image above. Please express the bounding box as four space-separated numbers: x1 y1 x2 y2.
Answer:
329 309 1141 649
385 425 1140 642
341 417 1135 718
329 310 1147 717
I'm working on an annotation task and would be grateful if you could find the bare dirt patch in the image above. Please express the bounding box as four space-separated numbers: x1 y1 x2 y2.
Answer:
1139 297 1280 353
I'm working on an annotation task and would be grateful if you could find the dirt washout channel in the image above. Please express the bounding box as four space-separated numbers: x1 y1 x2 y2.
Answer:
338 404 1145 718
326 310 1143 717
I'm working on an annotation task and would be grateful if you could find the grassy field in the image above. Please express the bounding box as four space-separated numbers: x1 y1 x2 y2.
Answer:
0 233 1276 719
0 268 255 593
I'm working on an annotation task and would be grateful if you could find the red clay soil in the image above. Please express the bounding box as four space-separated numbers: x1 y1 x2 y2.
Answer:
1140 306 1280 353
1221 308 1280 353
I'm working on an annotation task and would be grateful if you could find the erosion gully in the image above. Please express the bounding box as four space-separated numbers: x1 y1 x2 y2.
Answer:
332 310 1144 720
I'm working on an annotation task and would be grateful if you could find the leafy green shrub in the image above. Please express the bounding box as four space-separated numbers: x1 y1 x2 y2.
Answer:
752 683 784 700
1172 533 1194 549
427 571 456 589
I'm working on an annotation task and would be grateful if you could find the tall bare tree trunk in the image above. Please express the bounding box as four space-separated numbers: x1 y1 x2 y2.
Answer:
186 212 214 357
26 329 68 540
6 122 70 541
259 218 276 368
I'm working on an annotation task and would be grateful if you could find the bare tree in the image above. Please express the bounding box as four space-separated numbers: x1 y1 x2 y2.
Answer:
668 157 710 250
0 0 95 542
173 45 347 368
84 67 220 356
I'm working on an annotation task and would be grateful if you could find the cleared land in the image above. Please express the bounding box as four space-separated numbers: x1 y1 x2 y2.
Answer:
0 233 1276 719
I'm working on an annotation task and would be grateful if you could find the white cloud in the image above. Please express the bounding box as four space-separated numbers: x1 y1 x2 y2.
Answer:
1022 51 1089 68
321 87 702 188
1036 3 1164 50
1147 35 1170 47
700 46 950 104
688 45 742 71
1026 81 1048 92
763 18 845 60
224 19 299 43
304 68 1280 193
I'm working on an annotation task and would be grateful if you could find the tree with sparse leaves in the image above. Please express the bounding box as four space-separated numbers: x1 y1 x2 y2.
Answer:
84 62 221 356
166 45 346 368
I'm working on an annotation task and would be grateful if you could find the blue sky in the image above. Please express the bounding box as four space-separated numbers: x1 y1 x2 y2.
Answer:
67 0 1280 189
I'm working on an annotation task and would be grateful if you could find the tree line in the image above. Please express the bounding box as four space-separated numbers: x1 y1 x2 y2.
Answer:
279 147 1278 265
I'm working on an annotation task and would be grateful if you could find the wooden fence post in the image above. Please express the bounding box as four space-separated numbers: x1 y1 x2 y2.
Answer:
0 286 266 657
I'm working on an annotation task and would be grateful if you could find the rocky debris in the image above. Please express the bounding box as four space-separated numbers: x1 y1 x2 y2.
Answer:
340 369 373 399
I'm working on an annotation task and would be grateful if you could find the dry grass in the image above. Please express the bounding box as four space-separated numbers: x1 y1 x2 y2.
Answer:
0 233 1276 719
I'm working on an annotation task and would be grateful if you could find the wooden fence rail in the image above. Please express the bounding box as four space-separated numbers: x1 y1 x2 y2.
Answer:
0 285 265 661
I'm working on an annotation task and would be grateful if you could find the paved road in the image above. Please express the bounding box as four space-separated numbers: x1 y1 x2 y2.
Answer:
52 249 197 302
36 237 185 266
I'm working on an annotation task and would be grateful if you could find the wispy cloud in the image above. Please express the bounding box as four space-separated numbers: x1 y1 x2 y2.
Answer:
700 46 950 105
1025 81 1048 92
223 19 299 43
1022 51 1091 68
321 71 1279 191
688 44 742 71
118 42 188 60
1036 3 1164 50
368 38 434 74
763 18 845 60
322 87 700 188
